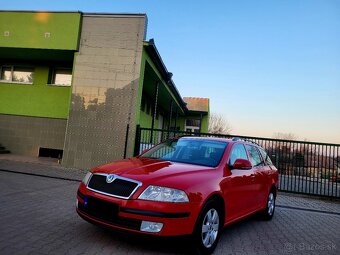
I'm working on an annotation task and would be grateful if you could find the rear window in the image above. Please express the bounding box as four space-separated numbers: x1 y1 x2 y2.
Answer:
141 138 228 167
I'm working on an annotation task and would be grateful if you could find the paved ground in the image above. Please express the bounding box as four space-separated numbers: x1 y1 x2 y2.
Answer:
0 156 340 254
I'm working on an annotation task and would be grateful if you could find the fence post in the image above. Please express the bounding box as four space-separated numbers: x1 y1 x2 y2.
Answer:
134 125 141 156
123 124 130 159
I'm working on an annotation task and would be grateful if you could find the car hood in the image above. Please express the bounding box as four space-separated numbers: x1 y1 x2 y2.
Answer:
92 157 213 184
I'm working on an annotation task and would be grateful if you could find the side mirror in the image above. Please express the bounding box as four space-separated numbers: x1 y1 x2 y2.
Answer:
232 159 252 170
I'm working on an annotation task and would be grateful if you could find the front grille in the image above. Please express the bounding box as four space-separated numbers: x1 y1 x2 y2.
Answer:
78 196 141 230
87 174 140 199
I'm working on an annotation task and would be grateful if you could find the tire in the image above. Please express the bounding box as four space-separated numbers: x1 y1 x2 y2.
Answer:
192 199 223 255
261 191 276 221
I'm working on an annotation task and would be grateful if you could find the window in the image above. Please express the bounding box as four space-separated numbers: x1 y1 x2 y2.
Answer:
229 143 248 165
141 138 228 167
185 119 201 133
0 65 34 84
51 68 72 86
259 148 274 166
245 145 264 167
0 67 11 82
186 119 200 127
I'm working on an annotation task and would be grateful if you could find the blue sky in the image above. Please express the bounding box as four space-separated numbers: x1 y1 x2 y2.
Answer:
2 0 340 143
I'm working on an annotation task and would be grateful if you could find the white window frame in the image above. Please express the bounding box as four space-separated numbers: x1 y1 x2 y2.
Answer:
185 126 200 133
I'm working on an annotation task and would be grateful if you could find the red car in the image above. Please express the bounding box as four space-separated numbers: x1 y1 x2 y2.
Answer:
76 137 278 254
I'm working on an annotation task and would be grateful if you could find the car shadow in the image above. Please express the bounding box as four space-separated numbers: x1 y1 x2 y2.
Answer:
83 213 265 255
97 227 191 254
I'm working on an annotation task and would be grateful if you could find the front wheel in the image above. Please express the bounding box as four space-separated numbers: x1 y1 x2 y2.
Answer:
192 200 223 255
261 191 276 220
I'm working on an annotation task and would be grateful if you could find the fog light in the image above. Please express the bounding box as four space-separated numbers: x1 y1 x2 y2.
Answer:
140 221 163 233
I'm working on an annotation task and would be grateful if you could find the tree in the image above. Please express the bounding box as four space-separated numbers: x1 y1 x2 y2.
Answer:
272 132 298 140
208 113 232 134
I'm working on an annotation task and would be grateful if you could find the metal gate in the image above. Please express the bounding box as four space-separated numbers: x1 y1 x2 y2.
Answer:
134 126 340 198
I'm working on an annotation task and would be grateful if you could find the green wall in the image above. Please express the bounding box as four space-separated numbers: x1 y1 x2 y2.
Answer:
0 66 72 119
139 110 153 128
176 117 186 130
201 114 209 133
0 11 81 50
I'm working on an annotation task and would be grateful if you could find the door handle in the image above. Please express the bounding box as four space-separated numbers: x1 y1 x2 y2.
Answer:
250 174 256 181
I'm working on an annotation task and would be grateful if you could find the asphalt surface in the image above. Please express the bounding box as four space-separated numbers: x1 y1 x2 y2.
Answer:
0 170 339 255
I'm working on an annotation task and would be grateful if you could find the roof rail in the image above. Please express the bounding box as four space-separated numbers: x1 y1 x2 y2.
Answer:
231 137 242 141
231 137 261 146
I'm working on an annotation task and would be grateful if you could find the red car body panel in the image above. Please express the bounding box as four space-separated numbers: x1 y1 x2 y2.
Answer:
76 138 278 236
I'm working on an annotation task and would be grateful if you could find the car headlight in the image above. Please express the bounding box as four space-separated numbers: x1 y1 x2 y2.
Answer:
138 185 189 203
82 172 92 185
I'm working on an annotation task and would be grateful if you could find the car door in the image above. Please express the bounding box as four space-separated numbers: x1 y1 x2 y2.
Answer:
258 147 276 204
245 144 267 209
222 143 256 221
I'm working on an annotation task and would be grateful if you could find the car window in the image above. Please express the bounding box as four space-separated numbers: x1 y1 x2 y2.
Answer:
245 145 263 167
141 138 228 167
259 147 274 166
229 143 248 165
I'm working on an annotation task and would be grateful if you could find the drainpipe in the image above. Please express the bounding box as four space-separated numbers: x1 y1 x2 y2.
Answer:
168 100 173 130
167 100 173 139
150 81 159 144
199 113 203 133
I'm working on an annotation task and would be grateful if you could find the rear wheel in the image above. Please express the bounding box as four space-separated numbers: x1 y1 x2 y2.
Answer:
192 200 223 255
261 191 276 220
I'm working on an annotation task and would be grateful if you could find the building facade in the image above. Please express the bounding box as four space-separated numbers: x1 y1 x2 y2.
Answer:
0 11 209 169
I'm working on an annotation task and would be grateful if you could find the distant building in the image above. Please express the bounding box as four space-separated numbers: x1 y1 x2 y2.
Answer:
0 11 209 169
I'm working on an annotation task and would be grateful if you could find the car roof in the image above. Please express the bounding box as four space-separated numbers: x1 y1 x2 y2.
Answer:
180 136 231 142
179 136 262 147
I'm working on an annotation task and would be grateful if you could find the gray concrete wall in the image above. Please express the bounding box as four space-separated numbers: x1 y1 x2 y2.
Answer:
62 14 146 169
0 114 67 156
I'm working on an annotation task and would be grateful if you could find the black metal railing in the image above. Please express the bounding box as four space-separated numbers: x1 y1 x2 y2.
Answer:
134 126 340 198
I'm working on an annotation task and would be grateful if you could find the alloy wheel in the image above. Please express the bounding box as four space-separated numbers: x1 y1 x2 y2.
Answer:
267 193 275 216
201 208 220 248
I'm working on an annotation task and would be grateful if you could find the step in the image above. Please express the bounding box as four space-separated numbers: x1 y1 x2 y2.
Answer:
0 150 10 154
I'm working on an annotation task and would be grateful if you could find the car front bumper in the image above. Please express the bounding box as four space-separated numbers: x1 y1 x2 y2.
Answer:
76 184 200 236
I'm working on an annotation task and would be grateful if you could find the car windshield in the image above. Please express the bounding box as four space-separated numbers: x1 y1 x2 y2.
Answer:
140 138 228 167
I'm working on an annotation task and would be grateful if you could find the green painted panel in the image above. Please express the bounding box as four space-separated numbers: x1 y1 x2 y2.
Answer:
0 11 81 50
176 117 186 130
139 110 153 128
135 51 146 126
0 66 71 118
201 115 209 133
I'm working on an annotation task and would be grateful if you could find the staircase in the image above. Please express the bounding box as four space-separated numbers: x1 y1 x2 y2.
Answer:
0 143 10 154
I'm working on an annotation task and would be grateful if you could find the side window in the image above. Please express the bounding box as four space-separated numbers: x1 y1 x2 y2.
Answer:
259 148 274 166
0 65 34 84
245 145 263 167
229 144 248 165
50 68 72 86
